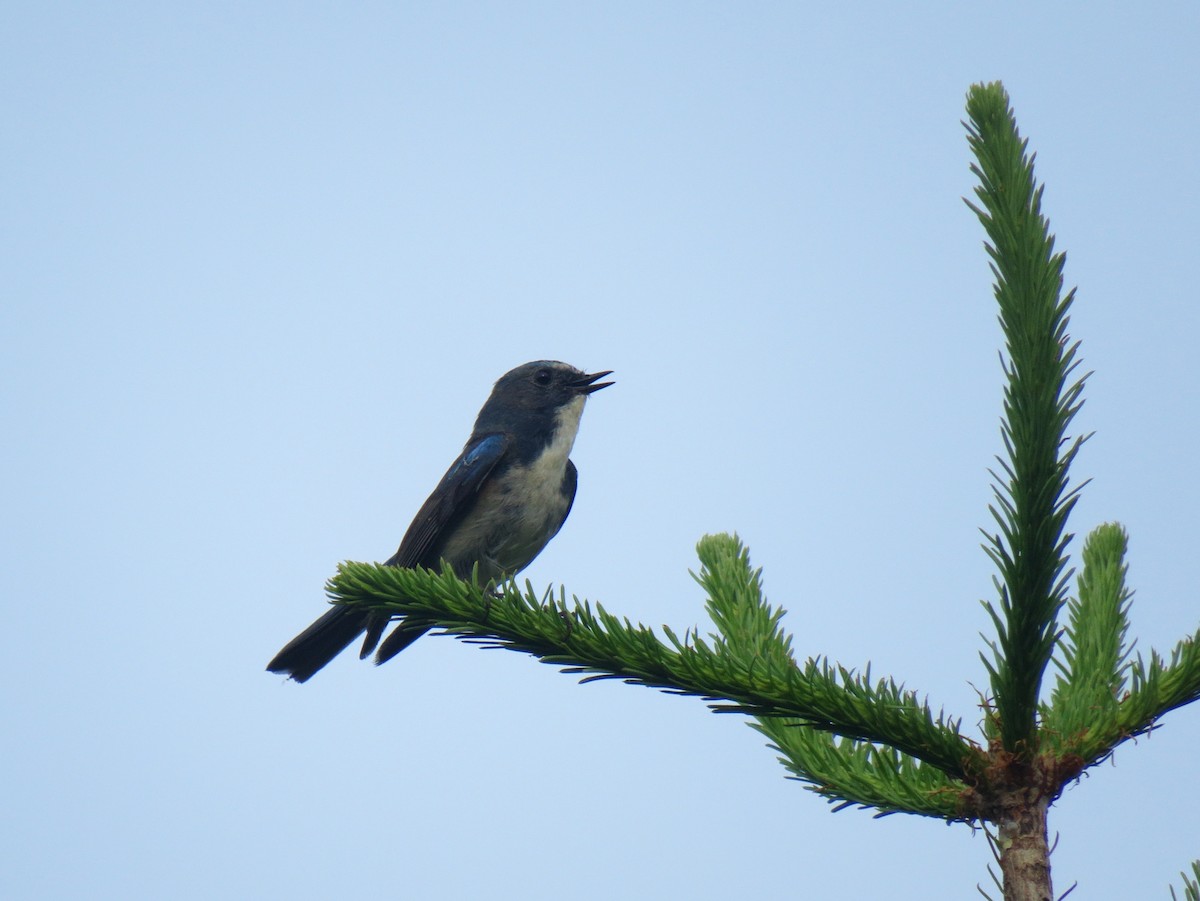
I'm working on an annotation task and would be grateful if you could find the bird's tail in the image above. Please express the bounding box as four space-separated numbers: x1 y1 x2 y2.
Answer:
266 606 372 683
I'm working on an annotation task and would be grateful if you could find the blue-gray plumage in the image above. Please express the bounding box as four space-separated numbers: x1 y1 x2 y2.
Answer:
266 360 612 682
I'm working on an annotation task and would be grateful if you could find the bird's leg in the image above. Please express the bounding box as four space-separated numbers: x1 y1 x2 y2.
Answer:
557 606 574 641
480 584 503 624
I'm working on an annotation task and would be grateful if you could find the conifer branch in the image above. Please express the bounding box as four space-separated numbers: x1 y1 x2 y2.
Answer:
1038 522 1200 771
1042 523 1132 753
697 535 972 817
752 722 969 820
965 81 1090 755
328 534 984 784
1101 629 1200 754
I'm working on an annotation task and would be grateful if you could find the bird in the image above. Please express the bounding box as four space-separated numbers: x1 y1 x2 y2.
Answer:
266 360 613 682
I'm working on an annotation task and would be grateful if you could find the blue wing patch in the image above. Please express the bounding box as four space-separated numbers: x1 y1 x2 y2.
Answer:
452 433 506 483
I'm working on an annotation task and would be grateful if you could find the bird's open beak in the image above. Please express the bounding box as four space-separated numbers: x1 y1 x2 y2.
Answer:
572 369 614 394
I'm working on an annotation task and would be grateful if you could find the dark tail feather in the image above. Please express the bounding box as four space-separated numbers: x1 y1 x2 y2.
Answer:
374 622 430 666
358 615 389 659
266 606 372 683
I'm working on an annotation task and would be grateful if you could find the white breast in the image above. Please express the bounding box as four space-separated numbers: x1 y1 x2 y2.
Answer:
523 395 584 493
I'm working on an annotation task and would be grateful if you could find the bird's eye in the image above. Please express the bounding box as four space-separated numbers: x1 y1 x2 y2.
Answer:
534 368 553 386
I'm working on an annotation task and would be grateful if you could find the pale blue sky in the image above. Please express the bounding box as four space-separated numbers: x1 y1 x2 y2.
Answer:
4 4 1199 899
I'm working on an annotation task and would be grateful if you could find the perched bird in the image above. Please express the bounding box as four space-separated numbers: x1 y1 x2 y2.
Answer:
266 360 613 682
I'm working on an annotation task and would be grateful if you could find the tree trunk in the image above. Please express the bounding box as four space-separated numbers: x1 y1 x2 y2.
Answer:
999 794 1053 901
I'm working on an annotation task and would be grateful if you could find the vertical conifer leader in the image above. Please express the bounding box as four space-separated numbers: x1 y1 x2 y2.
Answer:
965 83 1090 755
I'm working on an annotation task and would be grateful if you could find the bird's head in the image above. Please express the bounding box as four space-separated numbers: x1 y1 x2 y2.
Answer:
490 361 613 413
473 360 613 439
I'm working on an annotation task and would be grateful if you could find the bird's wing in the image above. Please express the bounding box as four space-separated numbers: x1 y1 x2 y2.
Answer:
555 458 579 536
383 432 510 569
